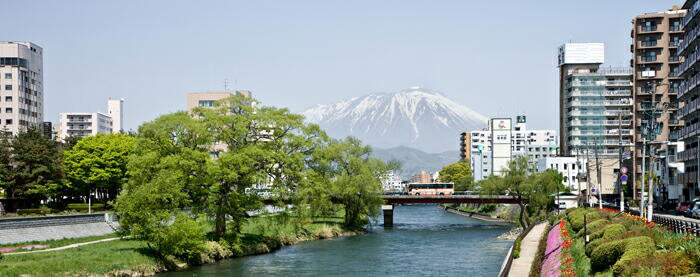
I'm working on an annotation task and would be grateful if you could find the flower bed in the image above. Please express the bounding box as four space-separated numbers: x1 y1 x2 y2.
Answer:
540 222 562 277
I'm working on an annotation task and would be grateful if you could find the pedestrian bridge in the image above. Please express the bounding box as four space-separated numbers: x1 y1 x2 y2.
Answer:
380 194 518 226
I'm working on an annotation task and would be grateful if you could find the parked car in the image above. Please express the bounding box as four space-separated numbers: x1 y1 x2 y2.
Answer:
661 199 680 212
676 201 691 216
691 202 700 219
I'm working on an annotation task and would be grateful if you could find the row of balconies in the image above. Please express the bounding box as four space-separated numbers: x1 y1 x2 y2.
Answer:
569 129 632 136
677 147 698 162
568 110 633 117
566 90 631 97
677 97 698 119
682 3 700 43
676 121 700 141
677 47 700 78
569 120 632 127
566 100 633 108
566 80 632 89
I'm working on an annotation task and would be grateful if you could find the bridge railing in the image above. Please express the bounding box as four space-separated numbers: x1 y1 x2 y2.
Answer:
602 204 700 237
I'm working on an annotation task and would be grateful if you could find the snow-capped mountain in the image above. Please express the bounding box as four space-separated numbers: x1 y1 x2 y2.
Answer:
302 87 488 153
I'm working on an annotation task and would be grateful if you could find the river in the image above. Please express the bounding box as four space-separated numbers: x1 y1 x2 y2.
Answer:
162 205 513 277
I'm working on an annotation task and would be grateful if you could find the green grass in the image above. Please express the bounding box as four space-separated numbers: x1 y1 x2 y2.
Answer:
0 239 160 276
0 233 118 252
0 211 354 277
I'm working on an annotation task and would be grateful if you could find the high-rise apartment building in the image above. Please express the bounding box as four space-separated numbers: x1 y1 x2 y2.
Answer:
410 171 432 184
186 90 253 112
558 43 634 159
0 42 43 135
631 7 686 191
676 0 700 201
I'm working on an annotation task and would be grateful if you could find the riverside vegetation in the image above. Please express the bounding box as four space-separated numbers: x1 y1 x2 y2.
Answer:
536 207 700 276
0 96 398 276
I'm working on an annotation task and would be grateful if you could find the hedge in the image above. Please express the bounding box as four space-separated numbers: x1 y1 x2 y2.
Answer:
590 236 655 273
590 224 626 241
576 219 610 237
569 209 600 232
66 203 106 212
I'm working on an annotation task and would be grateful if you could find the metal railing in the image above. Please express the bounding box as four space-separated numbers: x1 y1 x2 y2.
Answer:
602 205 700 236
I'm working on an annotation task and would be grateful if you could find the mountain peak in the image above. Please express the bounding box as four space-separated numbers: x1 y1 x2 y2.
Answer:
302 88 487 152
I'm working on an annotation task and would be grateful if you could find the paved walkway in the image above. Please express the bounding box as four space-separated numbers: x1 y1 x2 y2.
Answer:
508 222 548 277
4 237 121 256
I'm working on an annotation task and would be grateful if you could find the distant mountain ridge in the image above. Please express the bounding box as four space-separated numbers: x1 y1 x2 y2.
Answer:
371 146 460 179
302 87 487 153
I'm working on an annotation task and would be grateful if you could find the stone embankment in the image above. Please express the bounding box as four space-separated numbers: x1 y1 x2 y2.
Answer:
0 213 118 244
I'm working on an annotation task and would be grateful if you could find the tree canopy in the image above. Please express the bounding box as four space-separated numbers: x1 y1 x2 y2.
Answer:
438 160 473 191
64 133 136 201
2 127 64 199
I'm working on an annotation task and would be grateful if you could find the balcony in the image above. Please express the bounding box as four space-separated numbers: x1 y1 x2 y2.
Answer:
604 100 632 106
641 40 658 47
566 101 603 108
605 80 632 86
640 56 659 63
603 110 632 116
641 25 658 32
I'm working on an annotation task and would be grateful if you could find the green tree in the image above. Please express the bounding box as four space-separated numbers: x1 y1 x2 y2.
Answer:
64 133 136 202
439 160 473 191
479 156 564 227
0 130 12 197
301 137 395 229
7 127 64 199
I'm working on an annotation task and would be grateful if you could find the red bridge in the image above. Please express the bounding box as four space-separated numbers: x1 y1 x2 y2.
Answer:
380 194 518 226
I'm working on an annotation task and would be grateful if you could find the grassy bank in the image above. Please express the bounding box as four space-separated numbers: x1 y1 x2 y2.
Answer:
0 233 118 253
0 212 361 277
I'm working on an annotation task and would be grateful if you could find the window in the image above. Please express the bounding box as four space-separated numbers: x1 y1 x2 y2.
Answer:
4 73 11 79
643 51 657 62
4 96 11 102
572 164 576 170
642 82 654 93
4 85 11 90
4 119 11 125
671 21 681 32
642 36 656 47
5 108 11 113
198 100 215 107
642 21 657 32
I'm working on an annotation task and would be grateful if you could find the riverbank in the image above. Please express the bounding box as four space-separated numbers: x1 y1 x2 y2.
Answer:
0 213 364 277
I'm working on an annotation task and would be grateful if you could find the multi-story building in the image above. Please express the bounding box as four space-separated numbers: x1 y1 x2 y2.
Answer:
410 171 432 184
0 42 43 135
558 43 634 159
464 115 558 181
58 99 124 141
58 112 112 139
108 98 124 134
42 121 52 139
186 90 253 112
675 0 700 201
381 172 404 192
631 7 686 195
537 157 588 195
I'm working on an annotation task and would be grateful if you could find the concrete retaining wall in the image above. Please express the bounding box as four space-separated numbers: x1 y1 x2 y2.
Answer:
0 213 118 244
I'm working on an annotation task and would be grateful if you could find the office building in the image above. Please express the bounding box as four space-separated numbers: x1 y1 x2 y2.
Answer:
186 90 252 112
558 43 634 159
0 42 43 135
464 115 558 181
381 172 404 192
108 98 124 134
675 0 700 201
631 7 686 191
42 121 52 139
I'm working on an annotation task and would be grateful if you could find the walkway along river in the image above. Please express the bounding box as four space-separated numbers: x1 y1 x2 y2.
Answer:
162 205 513 277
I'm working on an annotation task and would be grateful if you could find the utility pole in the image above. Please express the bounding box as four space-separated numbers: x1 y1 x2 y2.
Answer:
641 138 646 218
576 147 582 206
618 113 625 212
595 140 602 209
585 142 591 205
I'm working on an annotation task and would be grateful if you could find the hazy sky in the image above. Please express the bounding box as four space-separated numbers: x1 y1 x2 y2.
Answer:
3 0 681 131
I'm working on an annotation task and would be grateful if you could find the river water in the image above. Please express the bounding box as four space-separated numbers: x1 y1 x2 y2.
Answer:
163 205 513 277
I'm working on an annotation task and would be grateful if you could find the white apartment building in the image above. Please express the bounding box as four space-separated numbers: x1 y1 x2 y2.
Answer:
537 157 588 195
381 172 404 192
59 112 112 140
58 99 124 141
108 98 124 134
0 42 43 135
464 115 558 181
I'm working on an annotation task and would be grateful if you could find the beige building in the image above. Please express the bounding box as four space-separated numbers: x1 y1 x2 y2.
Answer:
186 90 252 112
0 42 43 135
410 171 432 184
631 7 686 185
587 158 622 196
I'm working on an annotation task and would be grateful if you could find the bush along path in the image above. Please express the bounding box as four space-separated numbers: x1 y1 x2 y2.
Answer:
545 207 700 276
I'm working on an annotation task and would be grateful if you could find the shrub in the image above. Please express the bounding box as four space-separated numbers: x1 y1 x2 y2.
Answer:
576 219 610 237
591 236 655 273
568 209 600 232
589 224 626 241
65 203 106 212
616 251 696 277
513 237 522 259
147 213 207 265
17 206 55 215
585 238 607 257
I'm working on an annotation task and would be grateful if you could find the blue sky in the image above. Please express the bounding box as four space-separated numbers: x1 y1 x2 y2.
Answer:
2 0 682 131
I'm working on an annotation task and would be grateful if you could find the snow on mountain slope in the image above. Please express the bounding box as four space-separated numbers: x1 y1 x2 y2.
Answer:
302 87 488 153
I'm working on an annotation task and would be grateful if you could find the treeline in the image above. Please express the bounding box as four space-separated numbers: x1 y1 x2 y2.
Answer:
0 127 135 207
